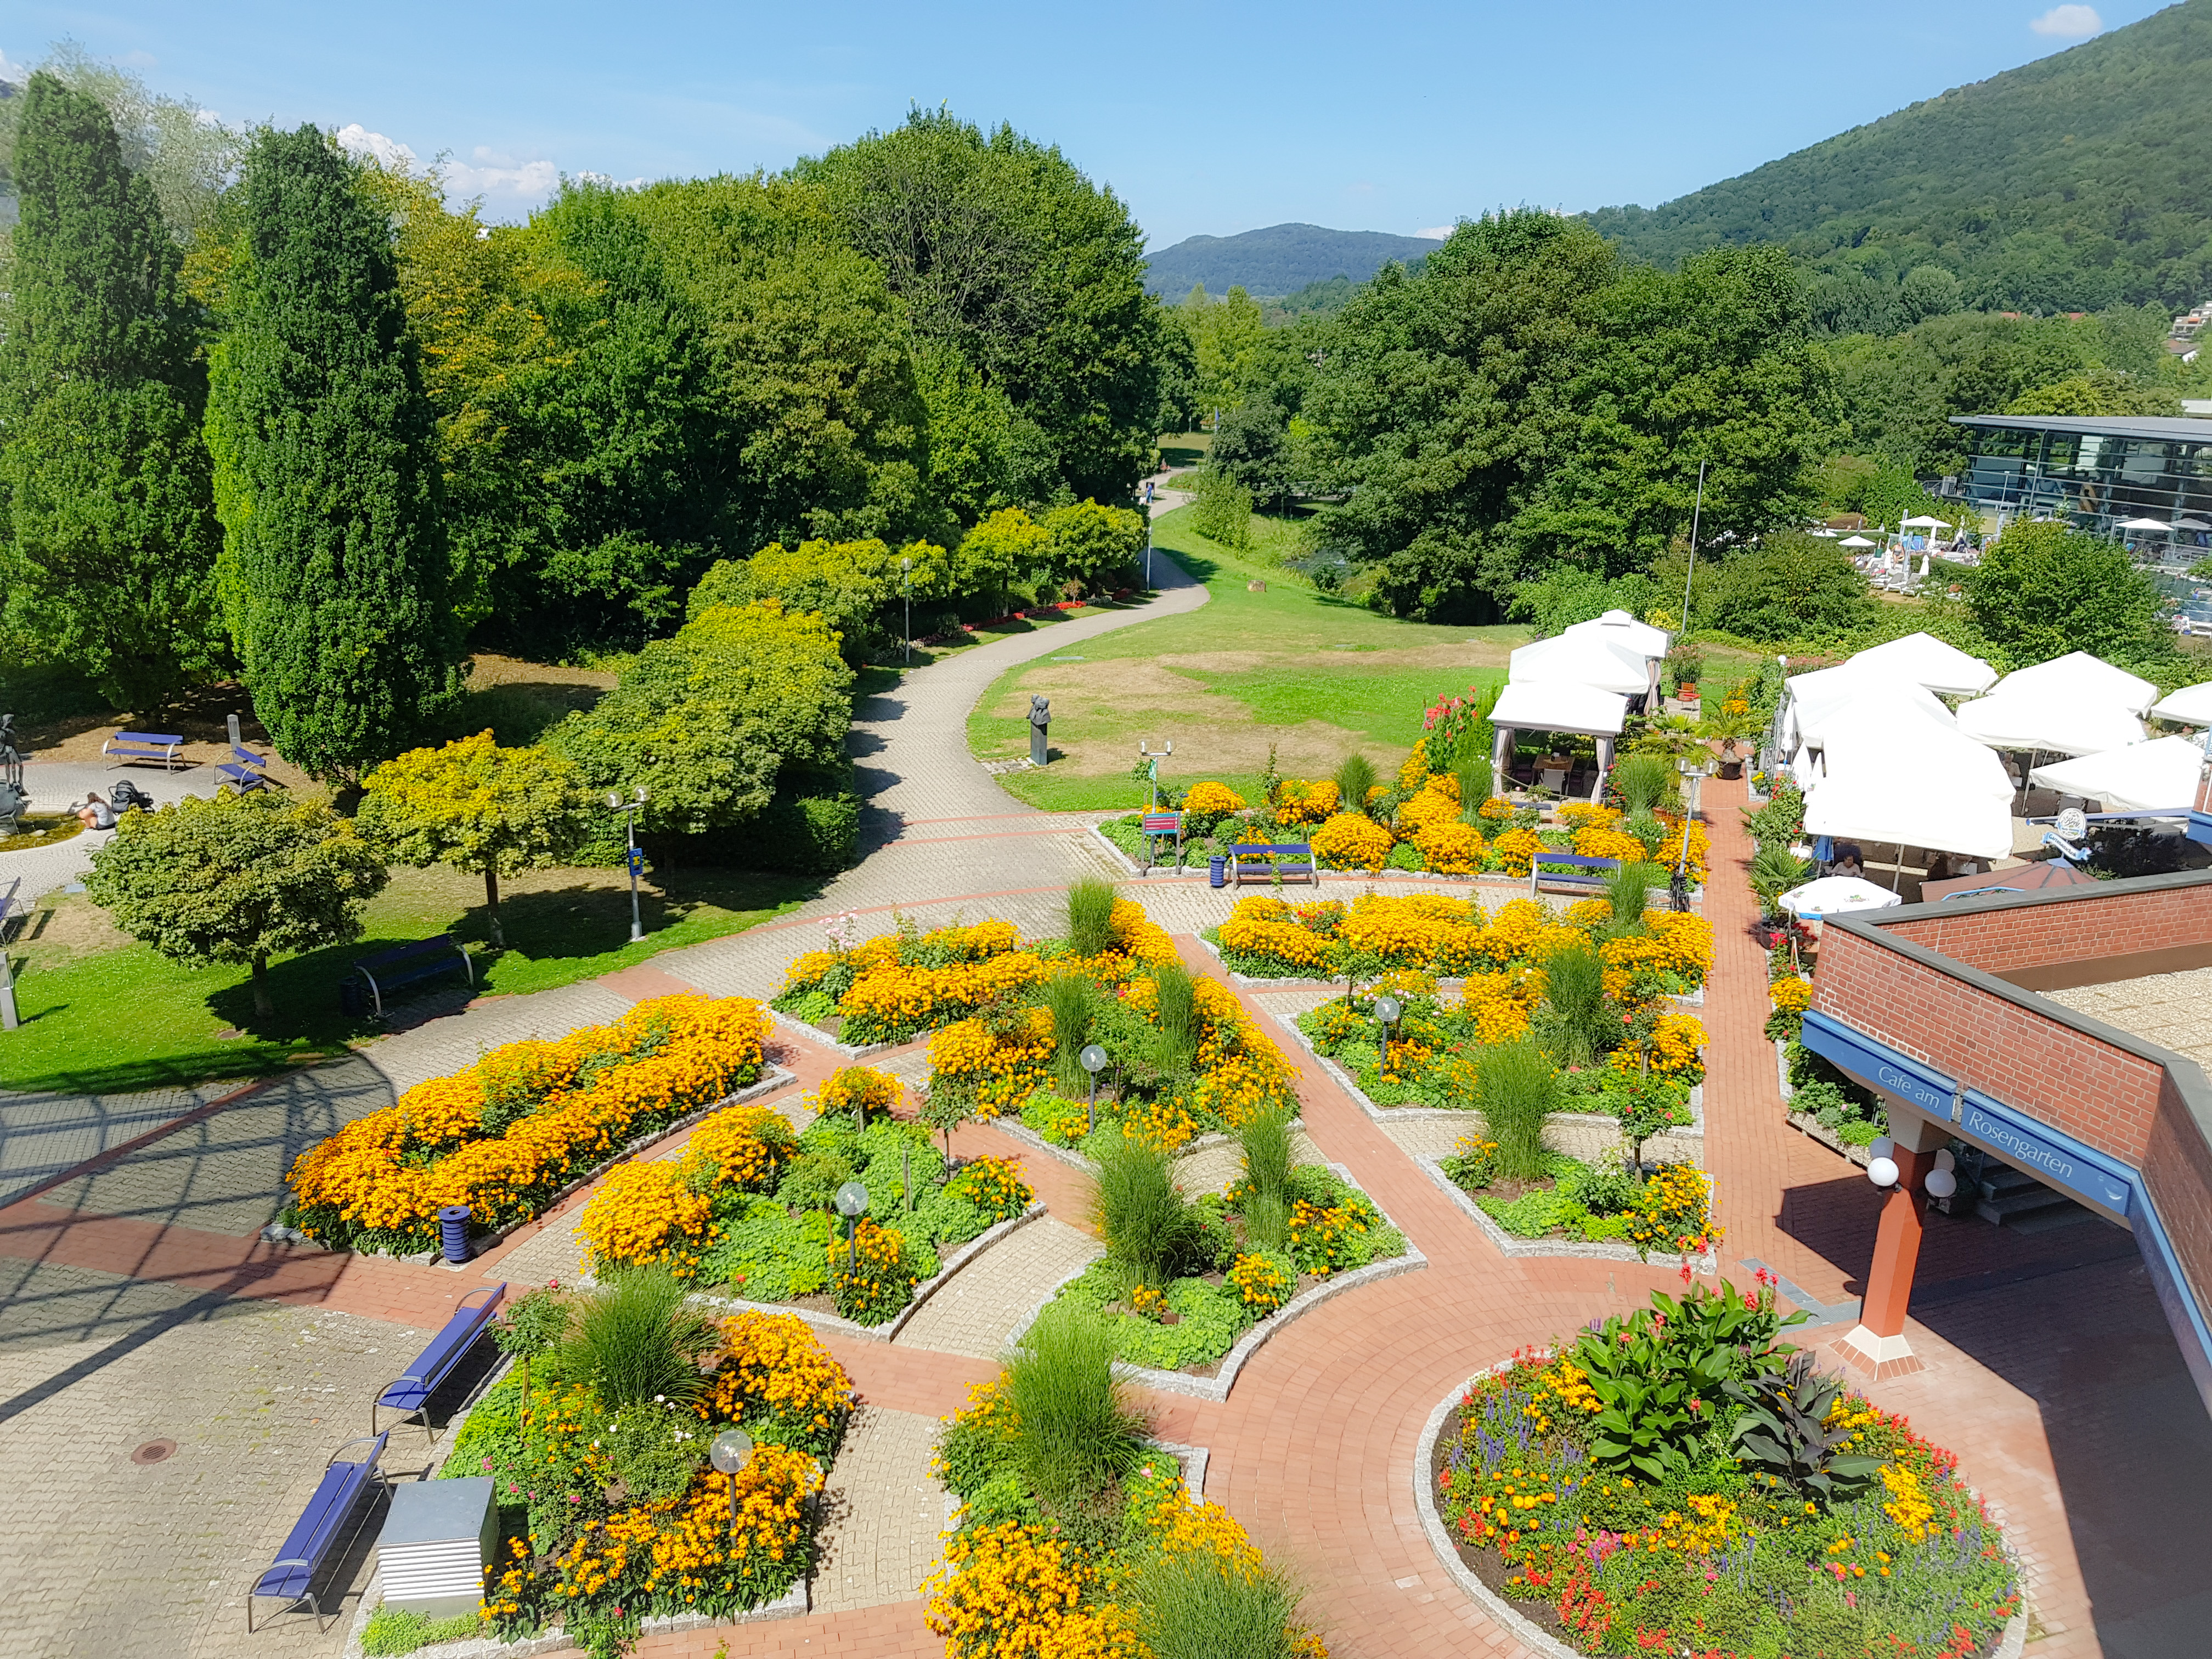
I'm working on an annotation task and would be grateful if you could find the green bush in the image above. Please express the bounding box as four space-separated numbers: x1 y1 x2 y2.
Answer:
1092 1128 1206 1290
750 782 860 873
550 1266 718 1412
1001 1301 1148 1504
686 537 955 663
1126 1543 1307 1659
1065 875 1120 957
1538 941 1610 1067
361 1606 486 1656
1146 961 1201 1077
1611 752 1673 815
1333 752 1378 818
1187 469 1254 550
1476 1040 1557 1180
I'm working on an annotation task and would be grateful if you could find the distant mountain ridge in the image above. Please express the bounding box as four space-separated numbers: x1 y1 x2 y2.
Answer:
1143 222 1437 298
1582 0 2212 314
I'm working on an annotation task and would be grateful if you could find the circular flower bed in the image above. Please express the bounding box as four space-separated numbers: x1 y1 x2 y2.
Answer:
283 995 770 1254
1430 1280 2020 1658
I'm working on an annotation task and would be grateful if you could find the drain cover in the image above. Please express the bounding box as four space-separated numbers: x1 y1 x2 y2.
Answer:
131 1440 178 1465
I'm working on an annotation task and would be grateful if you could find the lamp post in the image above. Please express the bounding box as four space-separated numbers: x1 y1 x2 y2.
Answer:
709 1429 754 1546
1373 994 1402 1079
1080 1043 1109 1135
607 787 649 943
901 556 913 666
1137 738 1173 810
1677 459 1707 634
833 1180 870 1273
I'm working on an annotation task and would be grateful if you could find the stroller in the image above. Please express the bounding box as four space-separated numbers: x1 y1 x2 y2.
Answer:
108 778 155 814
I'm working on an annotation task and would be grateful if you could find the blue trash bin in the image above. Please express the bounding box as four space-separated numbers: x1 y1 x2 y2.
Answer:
1209 855 1226 889
437 1205 472 1263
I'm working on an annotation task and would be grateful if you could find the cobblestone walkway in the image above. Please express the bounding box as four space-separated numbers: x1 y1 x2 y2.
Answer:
810 1406 958 1615
890 1217 1102 1359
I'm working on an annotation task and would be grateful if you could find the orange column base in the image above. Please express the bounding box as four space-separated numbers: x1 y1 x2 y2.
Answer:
1833 1146 1934 1380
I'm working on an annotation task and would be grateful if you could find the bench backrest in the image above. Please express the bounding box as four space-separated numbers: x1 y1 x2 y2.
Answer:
357 935 461 972
253 1430 389 1597
113 731 183 745
1233 844 1312 857
230 745 269 769
377 1285 505 1412
1532 852 1619 870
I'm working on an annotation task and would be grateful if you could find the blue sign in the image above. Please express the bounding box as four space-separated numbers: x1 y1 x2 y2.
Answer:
627 847 645 876
1800 1012 1954 1118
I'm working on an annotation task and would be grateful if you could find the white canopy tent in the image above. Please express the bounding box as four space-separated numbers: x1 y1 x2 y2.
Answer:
1488 681 1628 802
1843 631 1998 697
2029 736 2211 814
1987 651 2159 716
1802 771 2016 862
1560 608 1671 659
1818 716 2017 802
1954 691 2147 759
1839 535 1876 549
1508 633 1652 698
1783 666 1954 751
2151 681 2212 724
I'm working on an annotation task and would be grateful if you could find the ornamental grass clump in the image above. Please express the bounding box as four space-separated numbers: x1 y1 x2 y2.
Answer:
1476 1040 1556 1180
554 1265 718 1413
1065 875 1120 958
1147 960 1202 1078
1043 972 1101 1097
1453 753 1494 823
1333 752 1378 819
1127 1547 1308 1659
1602 861 1656 934
1236 1105 1294 1253
1539 941 1610 1068
1611 751 1673 814
1001 1301 1149 1505
1093 1128 1206 1295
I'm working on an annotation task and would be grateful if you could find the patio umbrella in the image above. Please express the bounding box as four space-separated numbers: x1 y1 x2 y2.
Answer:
2172 518 2212 533
1986 651 2159 716
1777 875 1905 918
2030 735 2210 813
2151 680 2212 724
2118 517 2174 533
1899 515 1953 529
1838 535 1876 548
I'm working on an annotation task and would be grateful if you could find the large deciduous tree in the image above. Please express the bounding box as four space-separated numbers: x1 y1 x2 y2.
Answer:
84 792 389 1019
204 125 462 782
0 72 223 710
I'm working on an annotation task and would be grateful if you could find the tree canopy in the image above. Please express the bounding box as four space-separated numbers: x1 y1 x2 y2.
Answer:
1967 521 2179 675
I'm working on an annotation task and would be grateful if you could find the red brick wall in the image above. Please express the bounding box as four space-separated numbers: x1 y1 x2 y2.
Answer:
1812 921 2212 1326
1881 881 2212 974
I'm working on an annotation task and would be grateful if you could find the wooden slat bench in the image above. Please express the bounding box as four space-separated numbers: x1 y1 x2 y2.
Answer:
1228 842 1318 886
101 731 185 770
1528 850 1619 898
245 1430 391 1632
1139 811 1184 872
342 936 474 1018
373 1283 505 1438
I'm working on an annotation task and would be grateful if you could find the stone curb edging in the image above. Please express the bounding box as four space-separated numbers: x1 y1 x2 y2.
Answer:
1410 1367 2029 1659
263 1065 800 1260
984 1114 1307 1179
999 1161 1424 1404
769 1007 895 1061
1270 1011 1707 1151
677 1200 1049 1345
1411 1154 1718 1270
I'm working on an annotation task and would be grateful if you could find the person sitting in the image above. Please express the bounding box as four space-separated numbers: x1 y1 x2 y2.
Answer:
75 792 116 831
1925 854 1954 884
1831 842 1866 879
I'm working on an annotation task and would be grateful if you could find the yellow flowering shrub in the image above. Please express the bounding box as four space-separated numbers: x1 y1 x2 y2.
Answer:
286 995 769 1253
1769 975 1813 1015
681 1104 794 1192
925 1521 1112 1659
1393 781 1462 839
1228 1251 1295 1314
1623 1162 1720 1259
1274 777 1340 823
1573 825 1649 865
704 1312 854 1452
1413 820 1485 874
1556 801 1618 832
838 951 1049 1044
1218 906 1334 974
929 1009 1053 1118
1613 1009 1706 1077
1181 780 1246 816
1645 910 1714 981
1490 827 1547 877
1311 810 1395 870
832 1217 917 1324
812 1065 902 1122
1396 740 1434 793
579 1160 715 1276
1475 795 1514 822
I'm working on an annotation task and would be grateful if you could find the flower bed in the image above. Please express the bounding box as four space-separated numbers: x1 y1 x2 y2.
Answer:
433 1306 853 1650
579 1072 1035 1325
773 902 1178 1046
1429 1280 2020 1658
283 995 770 1255
1438 1135 1718 1258
1049 1161 1408 1373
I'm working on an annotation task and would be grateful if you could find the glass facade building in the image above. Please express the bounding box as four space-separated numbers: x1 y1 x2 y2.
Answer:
1950 414 2212 555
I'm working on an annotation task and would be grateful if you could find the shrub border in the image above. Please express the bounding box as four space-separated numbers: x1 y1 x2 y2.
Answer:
1410 1364 2029 1659
1777 1036 1876 1170
1199 936 1707 1004
998 1160 1425 1404
1412 1154 1718 1269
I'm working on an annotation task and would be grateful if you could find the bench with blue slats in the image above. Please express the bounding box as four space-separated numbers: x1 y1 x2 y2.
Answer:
1228 842 1318 885
342 935 474 1018
373 1283 505 1438
102 731 185 770
245 1430 390 1632
216 743 279 794
1528 850 1620 896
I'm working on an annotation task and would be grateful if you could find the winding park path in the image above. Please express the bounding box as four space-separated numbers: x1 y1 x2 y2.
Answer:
1 537 2207 1657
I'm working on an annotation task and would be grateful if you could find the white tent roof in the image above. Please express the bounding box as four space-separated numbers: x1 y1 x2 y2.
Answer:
1560 608 1670 659
1792 691 1957 754
1844 631 1998 696
1899 515 1952 529
1989 651 2159 716
2029 736 2209 814
1509 633 1651 697
1838 535 1876 548
2151 681 2212 724
1488 680 1629 737
1778 876 1905 918
1802 771 2015 860
1954 690 2146 757
1819 716 2017 801
1784 666 1955 748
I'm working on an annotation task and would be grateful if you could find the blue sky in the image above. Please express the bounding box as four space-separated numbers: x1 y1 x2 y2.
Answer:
0 1 2171 247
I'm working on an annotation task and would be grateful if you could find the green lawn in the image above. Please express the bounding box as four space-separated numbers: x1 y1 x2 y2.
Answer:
0 862 811 1097
973 505 1524 810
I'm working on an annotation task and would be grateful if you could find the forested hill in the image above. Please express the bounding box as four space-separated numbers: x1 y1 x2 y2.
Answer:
1583 1 2212 319
1143 223 1435 297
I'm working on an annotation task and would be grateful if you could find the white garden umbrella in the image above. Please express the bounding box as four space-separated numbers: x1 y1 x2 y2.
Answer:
2119 517 2174 533
1509 633 1651 697
1900 515 1953 530
1984 652 2159 717
2029 736 2211 814
1778 876 1906 918
1954 691 2146 759
1802 771 2016 861
2150 681 2212 724
1839 535 1876 548
1844 631 1998 696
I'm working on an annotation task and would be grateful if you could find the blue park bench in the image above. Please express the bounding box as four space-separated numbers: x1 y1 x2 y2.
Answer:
244 1430 391 1632
341 936 475 1019
101 731 185 770
1528 850 1620 898
1228 842 1318 886
1139 812 1184 872
373 1283 506 1440
216 744 279 794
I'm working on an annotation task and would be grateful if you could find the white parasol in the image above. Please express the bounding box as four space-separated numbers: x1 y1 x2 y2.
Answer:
1778 876 1906 918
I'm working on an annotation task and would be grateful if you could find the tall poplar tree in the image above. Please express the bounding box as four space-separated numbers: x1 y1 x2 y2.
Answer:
205 125 460 781
0 72 223 710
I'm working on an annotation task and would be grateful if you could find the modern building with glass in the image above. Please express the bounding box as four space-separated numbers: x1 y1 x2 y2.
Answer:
1949 413 2212 556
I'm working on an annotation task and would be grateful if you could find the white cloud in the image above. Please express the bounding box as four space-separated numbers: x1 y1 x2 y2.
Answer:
0 48 27 83
446 145 560 204
1415 225 1452 240
2030 4 2102 37
335 123 418 170
120 48 157 68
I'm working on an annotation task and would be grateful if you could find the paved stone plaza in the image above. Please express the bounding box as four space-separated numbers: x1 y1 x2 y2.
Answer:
3 545 2208 1657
